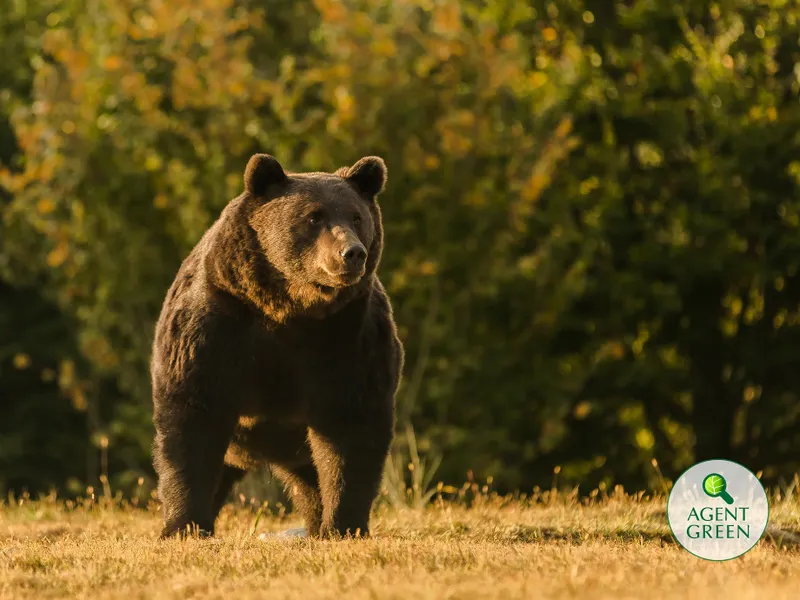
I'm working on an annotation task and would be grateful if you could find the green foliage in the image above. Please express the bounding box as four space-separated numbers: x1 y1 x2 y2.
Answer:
2 0 800 496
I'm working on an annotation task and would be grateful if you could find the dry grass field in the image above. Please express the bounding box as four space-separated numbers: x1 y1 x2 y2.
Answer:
2 486 800 599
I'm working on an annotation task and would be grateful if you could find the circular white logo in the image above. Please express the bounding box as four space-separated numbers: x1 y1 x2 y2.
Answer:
667 459 769 561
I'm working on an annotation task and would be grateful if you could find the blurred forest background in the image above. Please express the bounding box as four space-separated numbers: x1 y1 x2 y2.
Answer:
3 0 800 500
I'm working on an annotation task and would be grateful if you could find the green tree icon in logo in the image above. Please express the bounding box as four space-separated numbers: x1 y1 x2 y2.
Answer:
703 473 734 505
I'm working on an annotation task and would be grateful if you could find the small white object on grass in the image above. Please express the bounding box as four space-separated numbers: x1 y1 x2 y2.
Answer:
258 527 308 541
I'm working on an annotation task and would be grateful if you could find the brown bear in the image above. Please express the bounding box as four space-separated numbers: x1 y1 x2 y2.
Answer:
150 154 403 539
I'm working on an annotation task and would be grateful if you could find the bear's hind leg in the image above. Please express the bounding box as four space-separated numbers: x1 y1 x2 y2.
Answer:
271 463 323 537
308 421 392 539
154 407 237 539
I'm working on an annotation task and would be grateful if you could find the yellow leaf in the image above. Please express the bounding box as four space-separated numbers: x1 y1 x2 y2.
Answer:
228 80 246 97
522 173 549 202
573 402 591 419
373 38 397 57
529 72 547 88
743 386 761 403
635 429 655 450
47 242 69 268
334 85 354 120
500 35 519 52
13 353 32 369
423 155 440 170
128 25 145 40
153 194 168 209
315 0 347 23
455 110 475 127
145 154 163 171
432 3 461 35
554 116 573 138
542 27 557 42
419 261 438 276
352 11 372 35
71 388 88 411
103 55 123 71
37 199 56 214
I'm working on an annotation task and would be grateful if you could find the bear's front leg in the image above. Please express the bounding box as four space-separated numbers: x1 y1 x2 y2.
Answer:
153 403 237 539
308 414 393 539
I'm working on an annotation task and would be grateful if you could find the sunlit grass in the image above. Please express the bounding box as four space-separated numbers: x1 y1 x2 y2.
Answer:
2 481 800 599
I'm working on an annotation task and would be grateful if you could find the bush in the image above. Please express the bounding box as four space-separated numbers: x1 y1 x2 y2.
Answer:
2 0 800 494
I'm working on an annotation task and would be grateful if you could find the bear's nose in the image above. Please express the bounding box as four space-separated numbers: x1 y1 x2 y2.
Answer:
341 243 367 269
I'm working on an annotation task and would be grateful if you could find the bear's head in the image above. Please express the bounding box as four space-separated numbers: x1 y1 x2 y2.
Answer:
240 153 387 314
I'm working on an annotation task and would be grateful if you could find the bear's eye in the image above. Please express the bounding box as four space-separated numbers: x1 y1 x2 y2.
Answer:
307 211 323 226
353 214 362 226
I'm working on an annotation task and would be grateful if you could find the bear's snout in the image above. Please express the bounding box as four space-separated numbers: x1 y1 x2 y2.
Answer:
319 238 367 286
341 243 367 271
326 240 366 285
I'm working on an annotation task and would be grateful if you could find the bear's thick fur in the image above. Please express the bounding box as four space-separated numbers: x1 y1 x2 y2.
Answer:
150 154 403 539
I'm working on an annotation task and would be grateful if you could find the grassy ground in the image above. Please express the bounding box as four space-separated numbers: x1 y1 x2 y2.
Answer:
2 488 800 599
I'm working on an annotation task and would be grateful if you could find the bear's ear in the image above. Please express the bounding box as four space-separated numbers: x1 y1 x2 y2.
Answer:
244 154 287 196
344 156 387 199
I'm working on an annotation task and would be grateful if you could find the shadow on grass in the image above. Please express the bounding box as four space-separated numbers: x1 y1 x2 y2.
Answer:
403 523 800 551
505 526 673 545
523 526 800 550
